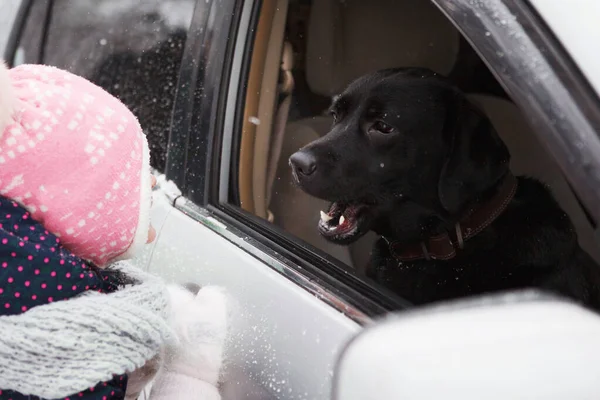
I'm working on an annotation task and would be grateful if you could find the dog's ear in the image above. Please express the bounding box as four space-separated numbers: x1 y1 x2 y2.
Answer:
438 96 510 214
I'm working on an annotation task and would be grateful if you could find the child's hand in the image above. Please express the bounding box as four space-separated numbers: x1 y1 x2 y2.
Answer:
147 284 229 399
166 285 229 383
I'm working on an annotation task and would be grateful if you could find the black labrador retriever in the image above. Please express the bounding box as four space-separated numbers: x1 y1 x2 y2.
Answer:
289 67 600 310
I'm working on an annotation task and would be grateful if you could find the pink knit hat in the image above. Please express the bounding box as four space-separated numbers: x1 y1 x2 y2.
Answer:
0 62 152 267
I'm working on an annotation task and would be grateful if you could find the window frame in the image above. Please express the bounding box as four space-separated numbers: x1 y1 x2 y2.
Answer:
165 0 241 197
169 0 600 318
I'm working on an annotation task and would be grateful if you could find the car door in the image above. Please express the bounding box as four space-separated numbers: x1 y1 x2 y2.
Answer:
143 1 387 399
147 0 600 399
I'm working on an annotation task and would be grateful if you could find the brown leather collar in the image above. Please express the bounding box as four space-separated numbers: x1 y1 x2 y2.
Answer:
387 173 518 262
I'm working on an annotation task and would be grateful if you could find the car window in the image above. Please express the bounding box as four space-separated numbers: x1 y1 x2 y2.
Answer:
13 0 196 172
220 0 600 311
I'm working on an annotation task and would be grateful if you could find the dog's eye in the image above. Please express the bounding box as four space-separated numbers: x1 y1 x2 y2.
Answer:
371 121 395 134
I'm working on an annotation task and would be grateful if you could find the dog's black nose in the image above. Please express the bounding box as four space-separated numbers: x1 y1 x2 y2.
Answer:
289 151 317 176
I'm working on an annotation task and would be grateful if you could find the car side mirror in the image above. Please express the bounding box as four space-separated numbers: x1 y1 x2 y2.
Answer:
332 290 600 400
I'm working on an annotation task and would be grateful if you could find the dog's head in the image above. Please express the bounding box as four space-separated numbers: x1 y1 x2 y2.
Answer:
289 68 510 245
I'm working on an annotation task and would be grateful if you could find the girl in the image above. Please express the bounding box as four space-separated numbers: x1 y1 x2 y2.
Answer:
0 62 228 399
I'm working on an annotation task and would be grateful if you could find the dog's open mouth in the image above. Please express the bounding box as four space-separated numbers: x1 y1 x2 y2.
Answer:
318 202 368 243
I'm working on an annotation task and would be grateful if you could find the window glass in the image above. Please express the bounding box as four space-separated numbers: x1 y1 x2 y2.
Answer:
227 0 600 309
15 0 196 172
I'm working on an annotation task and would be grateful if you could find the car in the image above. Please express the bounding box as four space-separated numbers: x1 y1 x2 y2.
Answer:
3 0 600 398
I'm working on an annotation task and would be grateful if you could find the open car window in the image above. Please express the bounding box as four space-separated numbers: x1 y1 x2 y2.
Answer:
208 0 600 315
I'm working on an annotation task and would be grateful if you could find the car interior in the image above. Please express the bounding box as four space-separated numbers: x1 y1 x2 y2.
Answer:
235 0 600 278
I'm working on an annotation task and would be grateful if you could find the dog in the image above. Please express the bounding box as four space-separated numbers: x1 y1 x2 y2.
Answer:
289 67 600 310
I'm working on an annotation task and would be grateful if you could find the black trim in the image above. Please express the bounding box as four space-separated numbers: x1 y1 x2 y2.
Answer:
167 0 241 201
165 0 213 190
186 0 241 205
167 0 243 199
3 0 33 65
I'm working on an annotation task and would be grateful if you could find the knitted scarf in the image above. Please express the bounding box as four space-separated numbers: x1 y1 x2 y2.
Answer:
0 262 174 399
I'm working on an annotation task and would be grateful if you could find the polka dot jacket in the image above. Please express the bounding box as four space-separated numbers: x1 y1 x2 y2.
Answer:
0 195 129 399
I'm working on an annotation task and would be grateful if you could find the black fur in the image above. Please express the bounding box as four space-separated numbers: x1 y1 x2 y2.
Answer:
290 67 600 310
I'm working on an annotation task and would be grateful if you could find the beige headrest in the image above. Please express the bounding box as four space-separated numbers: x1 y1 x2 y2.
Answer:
306 0 460 97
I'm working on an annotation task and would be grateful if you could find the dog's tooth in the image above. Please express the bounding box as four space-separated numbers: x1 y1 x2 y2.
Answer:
320 210 333 223
339 215 346 226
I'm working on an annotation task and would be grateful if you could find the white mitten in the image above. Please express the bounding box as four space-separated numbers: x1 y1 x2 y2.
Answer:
148 284 229 400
